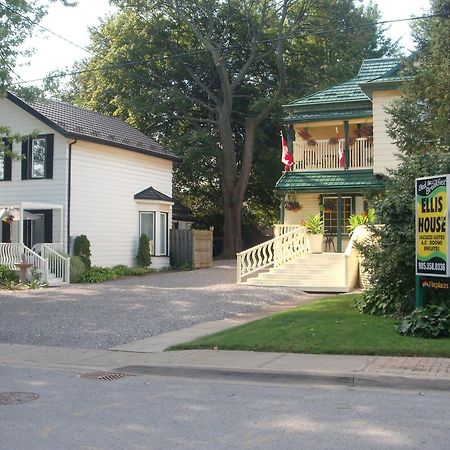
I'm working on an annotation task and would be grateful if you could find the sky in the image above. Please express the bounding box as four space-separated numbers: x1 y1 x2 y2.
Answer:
13 0 431 88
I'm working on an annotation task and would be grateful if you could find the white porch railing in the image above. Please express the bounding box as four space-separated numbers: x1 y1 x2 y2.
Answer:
236 226 309 283
273 224 302 238
41 244 70 284
0 243 48 283
293 138 373 171
32 243 65 255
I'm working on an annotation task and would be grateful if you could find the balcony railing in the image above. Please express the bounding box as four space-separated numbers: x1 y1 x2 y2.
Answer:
293 138 373 171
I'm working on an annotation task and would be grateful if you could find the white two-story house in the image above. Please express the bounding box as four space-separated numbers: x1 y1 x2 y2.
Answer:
0 91 179 281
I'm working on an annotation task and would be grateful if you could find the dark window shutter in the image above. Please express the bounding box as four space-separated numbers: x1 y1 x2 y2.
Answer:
4 154 12 181
1 139 12 181
21 140 29 180
44 210 53 243
45 134 54 179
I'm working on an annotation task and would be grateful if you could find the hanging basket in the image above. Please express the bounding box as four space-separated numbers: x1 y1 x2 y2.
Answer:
285 201 302 212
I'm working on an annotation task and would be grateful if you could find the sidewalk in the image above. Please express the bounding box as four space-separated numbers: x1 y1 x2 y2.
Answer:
2 342 450 391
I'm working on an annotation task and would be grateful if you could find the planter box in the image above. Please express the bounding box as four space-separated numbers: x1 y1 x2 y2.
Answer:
308 234 323 254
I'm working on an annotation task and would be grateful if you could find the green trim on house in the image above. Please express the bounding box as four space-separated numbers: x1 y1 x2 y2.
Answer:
282 109 373 124
274 169 385 193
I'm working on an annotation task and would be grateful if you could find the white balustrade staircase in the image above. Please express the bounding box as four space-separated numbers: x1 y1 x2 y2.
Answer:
237 226 361 292
243 252 352 292
0 243 70 287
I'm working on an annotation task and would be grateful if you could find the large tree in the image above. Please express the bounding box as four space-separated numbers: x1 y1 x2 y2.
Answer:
73 0 394 256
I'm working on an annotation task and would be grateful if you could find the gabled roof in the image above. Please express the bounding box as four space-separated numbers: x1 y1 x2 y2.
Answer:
275 169 385 192
6 91 179 162
134 186 174 202
283 57 403 123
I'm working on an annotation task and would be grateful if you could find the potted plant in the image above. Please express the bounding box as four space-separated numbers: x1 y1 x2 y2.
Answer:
2 214 14 224
305 214 324 253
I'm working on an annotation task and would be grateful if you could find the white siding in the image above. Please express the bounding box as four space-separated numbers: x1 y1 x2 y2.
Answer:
372 90 401 174
70 141 173 267
0 98 68 244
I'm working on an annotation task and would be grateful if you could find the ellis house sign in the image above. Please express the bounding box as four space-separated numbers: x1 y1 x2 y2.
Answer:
416 174 450 278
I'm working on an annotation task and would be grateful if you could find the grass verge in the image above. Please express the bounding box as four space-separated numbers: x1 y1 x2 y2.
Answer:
169 294 450 357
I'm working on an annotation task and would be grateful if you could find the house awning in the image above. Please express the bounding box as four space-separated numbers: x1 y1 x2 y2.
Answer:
275 169 385 193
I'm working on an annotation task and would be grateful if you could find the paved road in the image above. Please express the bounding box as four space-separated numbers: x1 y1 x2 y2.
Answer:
1 365 450 450
0 261 312 349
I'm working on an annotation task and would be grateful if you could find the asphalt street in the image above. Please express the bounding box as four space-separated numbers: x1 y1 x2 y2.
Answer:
1 365 450 450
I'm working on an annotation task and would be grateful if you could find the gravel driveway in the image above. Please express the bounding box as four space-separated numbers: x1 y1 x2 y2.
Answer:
0 261 309 350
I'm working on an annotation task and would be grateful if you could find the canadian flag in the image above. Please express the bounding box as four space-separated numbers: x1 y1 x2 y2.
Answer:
336 127 346 168
281 132 293 171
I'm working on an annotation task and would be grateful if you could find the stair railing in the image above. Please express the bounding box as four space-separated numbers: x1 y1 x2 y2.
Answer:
0 243 48 283
41 244 70 284
236 226 309 283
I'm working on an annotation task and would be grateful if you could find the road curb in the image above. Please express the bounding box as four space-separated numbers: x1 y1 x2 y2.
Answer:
115 364 450 391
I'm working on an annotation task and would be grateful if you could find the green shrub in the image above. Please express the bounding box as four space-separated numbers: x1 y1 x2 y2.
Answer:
70 256 87 283
112 265 151 277
0 265 16 285
136 234 151 267
73 235 91 268
80 266 116 283
396 305 450 338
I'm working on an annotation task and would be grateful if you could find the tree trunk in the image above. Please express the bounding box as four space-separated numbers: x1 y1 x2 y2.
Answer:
221 119 257 258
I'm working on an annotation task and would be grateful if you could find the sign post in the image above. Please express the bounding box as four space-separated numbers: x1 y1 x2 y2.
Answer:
415 175 450 308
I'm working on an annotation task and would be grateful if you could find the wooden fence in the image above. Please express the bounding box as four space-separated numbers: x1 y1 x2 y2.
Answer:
170 229 213 269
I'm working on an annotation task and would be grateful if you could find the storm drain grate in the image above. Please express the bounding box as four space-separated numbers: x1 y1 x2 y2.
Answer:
0 392 39 406
80 371 133 381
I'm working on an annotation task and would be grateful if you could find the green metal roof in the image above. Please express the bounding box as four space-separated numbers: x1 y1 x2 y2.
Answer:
282 109 372 124
275 170 385 193
285 58 402 109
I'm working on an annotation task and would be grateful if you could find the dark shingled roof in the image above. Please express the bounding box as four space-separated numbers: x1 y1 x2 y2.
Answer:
6 91 179 162
275 169 385 192
134 186 174 202
172 200 195 222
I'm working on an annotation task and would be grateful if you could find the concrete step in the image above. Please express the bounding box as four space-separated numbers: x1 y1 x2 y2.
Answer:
47 274 65 287
244 278 350 292
243 252 351 292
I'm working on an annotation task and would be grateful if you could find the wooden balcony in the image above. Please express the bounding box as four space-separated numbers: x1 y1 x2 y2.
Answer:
293 138 373 171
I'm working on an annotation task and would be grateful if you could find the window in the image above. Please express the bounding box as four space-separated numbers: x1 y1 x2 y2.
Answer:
139 211 169 256
140 212 155 255
159 212 168 255
0 139 12 181
31 138 46 178
22 134 54 180
323 196 352 235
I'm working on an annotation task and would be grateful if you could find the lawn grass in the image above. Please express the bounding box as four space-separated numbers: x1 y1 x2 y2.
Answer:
169 294 450 357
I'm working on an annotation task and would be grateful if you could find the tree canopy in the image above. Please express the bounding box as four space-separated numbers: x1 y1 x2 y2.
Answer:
72 0 395 255
0 0 76 157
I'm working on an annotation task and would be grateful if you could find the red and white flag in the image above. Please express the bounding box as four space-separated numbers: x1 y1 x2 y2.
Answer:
338 140 346 168
336 127 346 168
281 132 293 171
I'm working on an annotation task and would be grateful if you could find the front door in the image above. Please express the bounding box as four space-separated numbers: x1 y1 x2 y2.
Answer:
23 210 53 248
